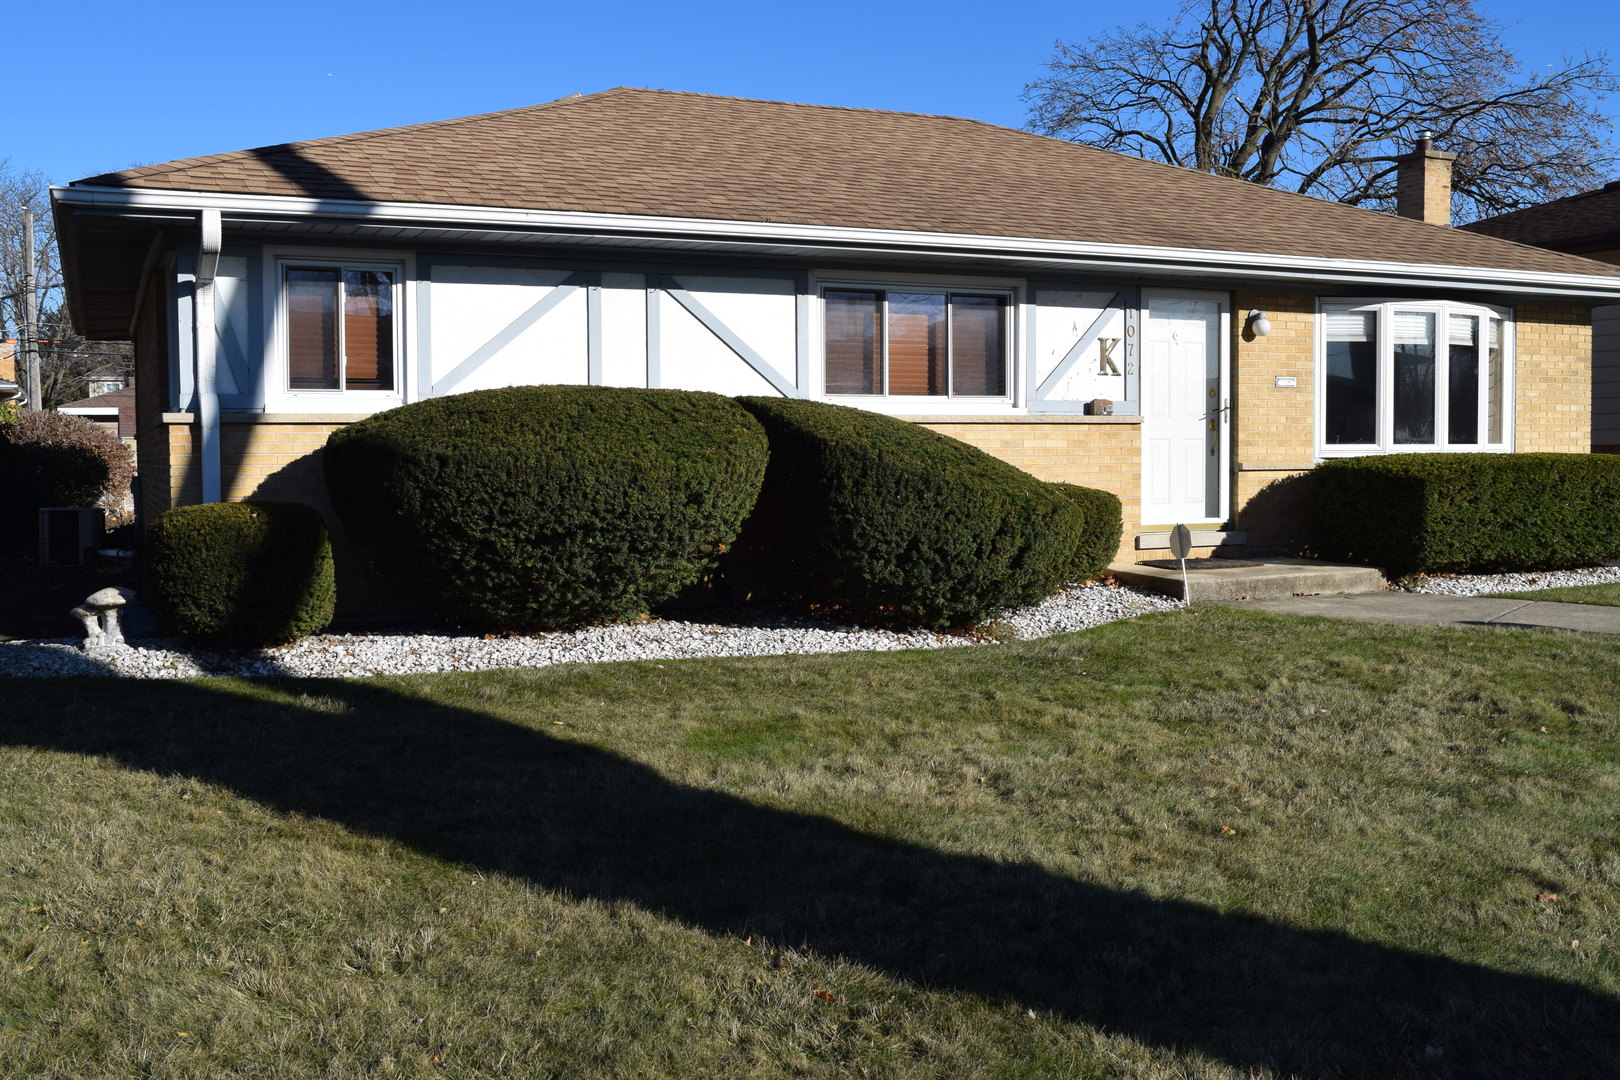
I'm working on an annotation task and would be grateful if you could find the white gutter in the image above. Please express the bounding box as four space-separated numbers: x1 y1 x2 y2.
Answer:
193 208 222 503
53 183 1620 300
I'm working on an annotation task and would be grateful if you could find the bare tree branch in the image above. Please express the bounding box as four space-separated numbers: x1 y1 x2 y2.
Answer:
0 161 133 408
1024 0 1620 221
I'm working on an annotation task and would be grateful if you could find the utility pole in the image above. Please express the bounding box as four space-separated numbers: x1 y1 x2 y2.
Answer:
20 204 42 410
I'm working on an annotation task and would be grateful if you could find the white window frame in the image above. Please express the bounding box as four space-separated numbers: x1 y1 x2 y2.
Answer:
263 247 412 413
1316 298 1514 457
810 270 1024 414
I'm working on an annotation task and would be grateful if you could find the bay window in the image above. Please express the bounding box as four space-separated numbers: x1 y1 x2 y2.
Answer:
823 285 1010 400
1320 300 1510 454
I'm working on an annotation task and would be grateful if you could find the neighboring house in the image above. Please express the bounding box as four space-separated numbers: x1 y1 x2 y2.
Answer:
1464 182 1620 453
0 340 20 405
58 384 137 443
50 89 1620 584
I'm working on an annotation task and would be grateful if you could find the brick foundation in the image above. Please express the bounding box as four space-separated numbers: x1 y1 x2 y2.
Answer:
916 417 1141 561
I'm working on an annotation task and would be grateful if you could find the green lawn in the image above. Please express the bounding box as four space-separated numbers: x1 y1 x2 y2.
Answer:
3 608 1619 1079
1486 581 1620 606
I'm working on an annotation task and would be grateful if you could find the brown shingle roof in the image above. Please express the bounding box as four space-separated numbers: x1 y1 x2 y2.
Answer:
1463 181 1620 255
57 385 135 438
72 88 1620 281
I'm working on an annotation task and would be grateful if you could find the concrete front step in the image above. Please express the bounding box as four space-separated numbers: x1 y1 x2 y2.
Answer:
1107 557 1386 603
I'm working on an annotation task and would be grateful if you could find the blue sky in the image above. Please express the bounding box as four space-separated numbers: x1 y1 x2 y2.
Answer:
22 0 1620 186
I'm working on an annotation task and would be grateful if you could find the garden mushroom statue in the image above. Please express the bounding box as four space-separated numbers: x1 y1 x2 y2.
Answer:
73 586 136 649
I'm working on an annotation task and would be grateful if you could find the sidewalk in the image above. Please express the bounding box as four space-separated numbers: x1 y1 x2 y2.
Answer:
1222 592 1620 635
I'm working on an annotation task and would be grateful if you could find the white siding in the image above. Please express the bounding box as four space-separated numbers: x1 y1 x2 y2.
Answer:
213 255 253 402
422 265 799 399
1031 290 1129 407
599 272 649 388
428 265 588 395
655 275 798 396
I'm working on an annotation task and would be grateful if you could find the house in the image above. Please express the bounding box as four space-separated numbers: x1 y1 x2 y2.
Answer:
58 384 137 443
1463 182 1620 453
0 340 21 405
50 89 1620 591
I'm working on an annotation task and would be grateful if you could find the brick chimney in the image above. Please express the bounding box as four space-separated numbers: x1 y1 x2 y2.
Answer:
1396 131 1457 226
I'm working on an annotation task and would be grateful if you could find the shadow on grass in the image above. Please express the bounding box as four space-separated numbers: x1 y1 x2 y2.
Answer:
4 674 1616 1078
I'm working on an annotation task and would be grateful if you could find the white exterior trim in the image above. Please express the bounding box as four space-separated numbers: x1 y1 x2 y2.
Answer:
807 269 1023 412
53 184 1620 300
259 245 414 414
1314 297 1515 458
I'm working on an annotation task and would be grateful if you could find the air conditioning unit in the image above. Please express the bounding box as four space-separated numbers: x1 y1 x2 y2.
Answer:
38 507 105 566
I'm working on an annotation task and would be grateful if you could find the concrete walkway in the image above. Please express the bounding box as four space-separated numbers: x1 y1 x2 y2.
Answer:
1223 592 1620 635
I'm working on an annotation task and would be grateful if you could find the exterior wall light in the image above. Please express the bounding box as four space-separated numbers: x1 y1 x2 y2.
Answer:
1247 309 1272 337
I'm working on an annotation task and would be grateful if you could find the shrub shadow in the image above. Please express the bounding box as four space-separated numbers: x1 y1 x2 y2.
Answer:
4 676 1616 1077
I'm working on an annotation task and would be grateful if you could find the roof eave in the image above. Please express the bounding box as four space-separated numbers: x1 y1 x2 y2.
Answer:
53 184 1620 302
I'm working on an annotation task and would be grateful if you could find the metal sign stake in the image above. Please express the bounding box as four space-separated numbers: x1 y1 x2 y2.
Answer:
1169 523 1193 604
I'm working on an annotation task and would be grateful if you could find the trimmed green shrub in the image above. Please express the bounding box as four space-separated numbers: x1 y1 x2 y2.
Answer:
323 386 769 631
1045 482 1124 583
0 409 134 545
146 501 335 646
733 397 1084 628
1311 453 1620 576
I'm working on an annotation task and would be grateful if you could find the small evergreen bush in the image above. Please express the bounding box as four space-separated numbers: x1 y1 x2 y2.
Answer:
733 397 1083 627
323 386 769 631
146 501 335 646
0 410 134 545
1045 482 1124 582
1311 453 1620 575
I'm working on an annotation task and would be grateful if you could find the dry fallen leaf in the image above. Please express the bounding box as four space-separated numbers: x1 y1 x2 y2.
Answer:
813 990 836 1003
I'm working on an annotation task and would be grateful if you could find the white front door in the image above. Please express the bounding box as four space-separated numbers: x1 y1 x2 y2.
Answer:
1140 291 1228 527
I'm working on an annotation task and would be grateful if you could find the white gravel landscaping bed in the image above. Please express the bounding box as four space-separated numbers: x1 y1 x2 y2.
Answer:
0 580 1182 680
1397 565 1620 597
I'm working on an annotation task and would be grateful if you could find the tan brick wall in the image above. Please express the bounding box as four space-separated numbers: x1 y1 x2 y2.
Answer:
163 420 341 515
917 420 1141 561
133 284 174 520
1396 149 1456 226
1231 292 1317 552
163 417 411 624
1515 305 1592 453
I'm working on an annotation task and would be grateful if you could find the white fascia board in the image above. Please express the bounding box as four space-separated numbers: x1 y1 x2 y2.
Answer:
53 184 1620 300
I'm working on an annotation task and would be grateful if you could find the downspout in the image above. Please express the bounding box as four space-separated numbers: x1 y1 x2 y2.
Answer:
193 209 222 503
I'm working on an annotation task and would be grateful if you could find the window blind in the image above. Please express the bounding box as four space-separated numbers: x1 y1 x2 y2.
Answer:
887 292 945 396
287 268 339 389
343 270 394 391
824 290 881 394
1325 311 1374 342
949 295 1006 396
1447 314 1478 347
1393 311 1434 346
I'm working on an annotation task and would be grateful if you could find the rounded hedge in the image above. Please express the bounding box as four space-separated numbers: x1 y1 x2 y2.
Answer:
323 386 769 631
0 409 134 546
732 397 1084 628
1045 482 1124 583
146 501 335 647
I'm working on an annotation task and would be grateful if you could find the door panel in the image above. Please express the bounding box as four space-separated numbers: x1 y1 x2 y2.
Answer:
1140 295 1226 526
